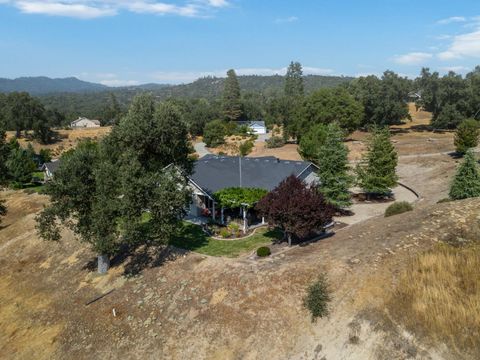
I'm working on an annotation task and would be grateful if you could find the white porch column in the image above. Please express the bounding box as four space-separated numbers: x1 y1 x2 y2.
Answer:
243 206 247 234
262 216 265 225
212 201 216 220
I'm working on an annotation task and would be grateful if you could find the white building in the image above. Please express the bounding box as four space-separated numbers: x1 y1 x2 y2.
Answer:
70 117 101 129
237 120 267 134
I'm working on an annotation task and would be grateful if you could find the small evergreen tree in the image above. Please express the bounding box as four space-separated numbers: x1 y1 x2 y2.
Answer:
454 119 479 155
356 127 398 196
222 69 242 121
203 120 226 147
315 123 353 209
6 147 36 185
449 150 480 200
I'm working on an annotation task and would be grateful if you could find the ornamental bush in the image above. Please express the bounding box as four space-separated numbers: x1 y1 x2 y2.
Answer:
454 119 479 155
256 246 271 257
385 201 413 217
220 228 230 238
303 274 332 321
265 136 286 149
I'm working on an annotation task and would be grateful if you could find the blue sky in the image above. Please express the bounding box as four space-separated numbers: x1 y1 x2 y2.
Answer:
1 0 480 85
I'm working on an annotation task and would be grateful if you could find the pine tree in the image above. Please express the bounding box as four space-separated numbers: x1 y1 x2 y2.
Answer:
6 146 36 185
356 127 398 196
315 123 353 209
285 61 304 98
454 119 479 155
222 69 242 121
449 150 480 200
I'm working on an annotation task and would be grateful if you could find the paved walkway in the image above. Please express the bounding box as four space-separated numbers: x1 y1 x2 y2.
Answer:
194 141 211 158
335 184 419 226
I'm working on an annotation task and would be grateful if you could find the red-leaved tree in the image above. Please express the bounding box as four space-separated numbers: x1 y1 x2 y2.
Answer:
256 175 334 246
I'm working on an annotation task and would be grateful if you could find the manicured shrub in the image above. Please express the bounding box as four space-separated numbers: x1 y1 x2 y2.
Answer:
239 140 254 156
220 228 230 238
385 201 413 217
227 222 240 232
303 274 332 321
256 246 271 257
265 136 286 149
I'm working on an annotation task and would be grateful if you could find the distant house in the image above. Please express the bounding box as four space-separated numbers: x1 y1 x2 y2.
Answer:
237 120 267 135
187 155 319 218
70 117 101 129
41 160 61 181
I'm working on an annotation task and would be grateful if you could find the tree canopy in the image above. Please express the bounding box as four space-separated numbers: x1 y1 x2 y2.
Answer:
256 175 334 246
454 119 479 155
214 187 268 209
285 61 304 98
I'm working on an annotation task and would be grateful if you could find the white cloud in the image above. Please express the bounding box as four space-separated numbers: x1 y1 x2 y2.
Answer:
99 79 141 87
437 16 466 25
438 29 480 60
393 52 433 65
1 0 230 19
15 1 116 18
275 16 298 24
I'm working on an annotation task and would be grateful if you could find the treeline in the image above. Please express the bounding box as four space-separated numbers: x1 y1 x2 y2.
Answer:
37 74 353 122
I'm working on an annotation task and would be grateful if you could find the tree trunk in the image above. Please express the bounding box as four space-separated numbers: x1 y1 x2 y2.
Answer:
287 233 292 247
97 254 110 274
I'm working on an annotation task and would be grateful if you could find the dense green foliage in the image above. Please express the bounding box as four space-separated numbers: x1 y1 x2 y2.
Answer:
315 123 353 209
0 92 60 143
449 151 480 200
203 119 226 147
303 274 332 321
256 246 271 257
298 123 328 162
384 201 413 217
454 119 479 154
214 187 268 209
36 94 192 272
349 71 411 126
6 146 36 184
291 88 363 138
222 69 242 121
415 67 480 129
356 127 398 196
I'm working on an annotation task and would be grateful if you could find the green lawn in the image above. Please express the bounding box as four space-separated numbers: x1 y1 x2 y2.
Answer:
170 222 283 257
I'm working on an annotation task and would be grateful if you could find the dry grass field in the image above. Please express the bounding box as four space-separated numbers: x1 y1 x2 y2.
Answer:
6 127 112 158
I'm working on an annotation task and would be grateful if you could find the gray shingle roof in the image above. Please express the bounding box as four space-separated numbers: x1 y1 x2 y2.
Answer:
42 160 61 174
190 155 314 194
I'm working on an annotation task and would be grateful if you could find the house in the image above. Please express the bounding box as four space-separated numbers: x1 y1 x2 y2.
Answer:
187 155 319 219
237 120 267 135
70 117 101 129
41 160 61 181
